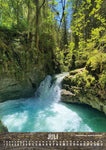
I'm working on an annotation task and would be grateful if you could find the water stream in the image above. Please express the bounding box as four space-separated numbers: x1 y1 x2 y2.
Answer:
0 73 106 132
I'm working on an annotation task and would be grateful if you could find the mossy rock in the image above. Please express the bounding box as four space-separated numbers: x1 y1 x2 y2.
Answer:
0 120 8 132
70 68 85 75
99 71 106 89
64 68 97 89
62 75 72 87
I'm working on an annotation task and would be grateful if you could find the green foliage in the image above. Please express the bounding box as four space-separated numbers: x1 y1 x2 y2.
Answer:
86 53 106 76
0 0 28 30
0 0 62 75
75 60 87 69
67 52 106 90
70 69 96 88
54 47 68 73
0 0 106 75
65 0 106 72
99 71 106 89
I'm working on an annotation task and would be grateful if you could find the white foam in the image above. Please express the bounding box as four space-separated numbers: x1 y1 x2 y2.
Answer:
2 111 28 132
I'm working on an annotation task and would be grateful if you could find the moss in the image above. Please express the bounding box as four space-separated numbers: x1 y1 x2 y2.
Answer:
99 71 106 89
70 68 85 75
0 29 56 101
64 68 97 90
77 70 96 88
0 29 55 76
62 75 72 87
86 53 106 77
69 68 96 88
63 59 106 103
0 120 8 132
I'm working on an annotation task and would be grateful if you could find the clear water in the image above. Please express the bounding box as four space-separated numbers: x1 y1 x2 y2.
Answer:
0 73 106 132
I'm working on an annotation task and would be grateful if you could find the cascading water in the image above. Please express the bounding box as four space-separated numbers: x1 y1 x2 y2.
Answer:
0 73 106 132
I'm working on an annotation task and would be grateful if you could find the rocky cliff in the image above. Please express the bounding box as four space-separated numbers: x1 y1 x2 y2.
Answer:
0 30 54 102
0 29 55 130
0 65 46 102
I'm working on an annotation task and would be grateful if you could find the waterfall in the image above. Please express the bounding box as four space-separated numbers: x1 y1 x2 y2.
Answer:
34 72 69 103
0 73 106 132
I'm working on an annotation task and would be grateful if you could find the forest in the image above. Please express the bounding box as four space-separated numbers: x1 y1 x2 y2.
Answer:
0 0 106 132
0 0 106 73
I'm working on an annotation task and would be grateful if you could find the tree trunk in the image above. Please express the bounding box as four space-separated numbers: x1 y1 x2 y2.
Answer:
36 0 40 49
27 0 30 40
16 0 19 28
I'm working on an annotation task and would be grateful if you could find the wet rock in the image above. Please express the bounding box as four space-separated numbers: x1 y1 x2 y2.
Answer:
61 89 75 96
0 65 46 102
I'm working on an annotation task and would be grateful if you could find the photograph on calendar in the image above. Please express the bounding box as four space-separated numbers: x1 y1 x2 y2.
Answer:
0 0 106 146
